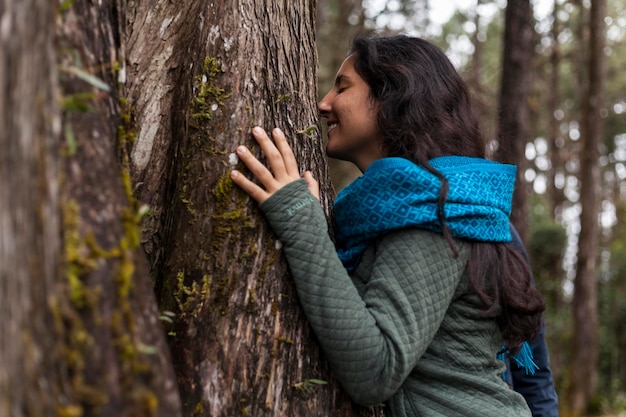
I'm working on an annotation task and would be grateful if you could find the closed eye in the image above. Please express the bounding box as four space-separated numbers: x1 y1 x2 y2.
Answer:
334 74 350 94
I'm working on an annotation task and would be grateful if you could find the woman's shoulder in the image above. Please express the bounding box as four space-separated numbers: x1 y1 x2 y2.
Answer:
378 227 470 255
364 227 471 277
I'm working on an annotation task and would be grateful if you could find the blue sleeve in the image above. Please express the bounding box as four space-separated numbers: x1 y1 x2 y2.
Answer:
507 225 560 417
509 324 559 417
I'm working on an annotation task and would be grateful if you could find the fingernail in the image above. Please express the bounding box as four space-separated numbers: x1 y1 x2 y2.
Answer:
231 170 239 178
253 126 262 134
237 146 247 153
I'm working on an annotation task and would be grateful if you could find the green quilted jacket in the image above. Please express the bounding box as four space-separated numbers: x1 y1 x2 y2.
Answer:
260 180 532 417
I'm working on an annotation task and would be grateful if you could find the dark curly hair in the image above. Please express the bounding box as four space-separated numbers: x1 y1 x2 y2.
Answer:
349 34 483 162
349 33 545 352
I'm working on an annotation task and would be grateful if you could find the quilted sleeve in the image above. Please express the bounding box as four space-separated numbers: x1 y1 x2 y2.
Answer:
259 179 468 405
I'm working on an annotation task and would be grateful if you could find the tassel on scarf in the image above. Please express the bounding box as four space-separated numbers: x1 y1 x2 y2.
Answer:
498 341 539 378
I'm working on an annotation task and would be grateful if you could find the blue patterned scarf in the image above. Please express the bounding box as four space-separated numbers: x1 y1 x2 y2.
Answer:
333 156 538 376
334 156 516 270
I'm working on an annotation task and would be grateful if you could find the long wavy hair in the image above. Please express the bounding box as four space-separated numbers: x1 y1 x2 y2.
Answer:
349 34 545 351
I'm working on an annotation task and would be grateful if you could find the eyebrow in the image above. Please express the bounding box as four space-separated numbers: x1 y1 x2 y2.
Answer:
334 74 349 87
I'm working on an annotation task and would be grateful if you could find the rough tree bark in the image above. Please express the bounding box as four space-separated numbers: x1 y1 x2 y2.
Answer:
495 0 534 243
0 1 61 416
567 0 606 415
1 0 182 416
124 1 383 416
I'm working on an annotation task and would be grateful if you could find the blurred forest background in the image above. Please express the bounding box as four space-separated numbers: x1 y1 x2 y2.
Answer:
317 0 626 415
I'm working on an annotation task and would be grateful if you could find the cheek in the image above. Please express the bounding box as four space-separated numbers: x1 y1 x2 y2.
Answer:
358 107 378 130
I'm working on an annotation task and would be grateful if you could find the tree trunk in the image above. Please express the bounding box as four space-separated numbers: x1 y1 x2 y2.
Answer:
469 0 484 98
495 0 534 243
124 1 382 416
567 0 606 415
0 1 61 416
547 0 567 220
1 0 182 416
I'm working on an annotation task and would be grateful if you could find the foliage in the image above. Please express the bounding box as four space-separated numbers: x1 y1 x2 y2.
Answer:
529 198 568 306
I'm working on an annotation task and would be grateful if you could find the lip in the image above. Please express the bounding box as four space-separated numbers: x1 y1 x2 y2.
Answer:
327 122 338 132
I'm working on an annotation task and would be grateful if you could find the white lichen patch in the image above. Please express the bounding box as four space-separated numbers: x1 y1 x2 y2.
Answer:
159 16 174 39
117 66 126 84
200 360 224 416
223 37 233 51
208 25 220 44
228 153 239 167
133 104 160 170
131 45 174 171
159 12 181 40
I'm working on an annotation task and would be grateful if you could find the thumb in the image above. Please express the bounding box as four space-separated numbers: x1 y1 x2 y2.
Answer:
303 171 320 200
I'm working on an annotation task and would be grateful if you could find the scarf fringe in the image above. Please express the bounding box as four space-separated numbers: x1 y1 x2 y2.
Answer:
498 341 539 377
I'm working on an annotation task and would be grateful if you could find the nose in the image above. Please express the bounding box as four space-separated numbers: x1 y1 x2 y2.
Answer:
318 90 332 117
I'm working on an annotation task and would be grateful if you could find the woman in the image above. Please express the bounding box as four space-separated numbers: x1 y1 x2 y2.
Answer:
230 34 545 417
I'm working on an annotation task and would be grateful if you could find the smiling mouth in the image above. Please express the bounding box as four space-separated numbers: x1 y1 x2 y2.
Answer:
328 123 338 132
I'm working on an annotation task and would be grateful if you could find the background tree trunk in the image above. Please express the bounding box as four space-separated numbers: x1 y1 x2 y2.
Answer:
566 0 606 415
0 1 61 416
1 0 182 416
495 0 534 243
469 0 484 98
55 1 183 415
546 0 567 220
124 1 382 416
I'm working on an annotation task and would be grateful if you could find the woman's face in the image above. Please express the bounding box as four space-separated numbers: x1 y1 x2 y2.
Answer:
318 54 384 172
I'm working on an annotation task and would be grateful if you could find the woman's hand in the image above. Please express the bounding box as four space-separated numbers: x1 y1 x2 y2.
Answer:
230 126 320 203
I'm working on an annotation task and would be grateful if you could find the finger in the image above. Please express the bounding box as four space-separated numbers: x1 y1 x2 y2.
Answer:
230 170 270 203
271 128 299 179
252 127 287 179
304 171 320 200
235 145 276 189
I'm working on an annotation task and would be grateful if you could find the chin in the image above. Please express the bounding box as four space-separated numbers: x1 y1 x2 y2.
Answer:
326 142 356 163
325 146 343 161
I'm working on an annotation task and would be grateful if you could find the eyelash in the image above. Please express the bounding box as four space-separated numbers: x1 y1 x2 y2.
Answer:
337 87 346 93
